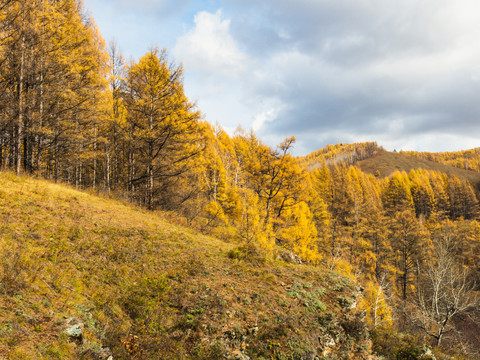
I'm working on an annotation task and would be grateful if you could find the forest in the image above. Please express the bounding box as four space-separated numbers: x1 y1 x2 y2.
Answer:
1 0 480 358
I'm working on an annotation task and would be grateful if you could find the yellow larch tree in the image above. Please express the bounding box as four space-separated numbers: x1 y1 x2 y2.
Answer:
123 49 203 210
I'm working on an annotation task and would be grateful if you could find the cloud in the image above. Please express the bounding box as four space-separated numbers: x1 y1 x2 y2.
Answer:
252 106 284 133
88 0 480 154
174 10 248 78
220 0 480 153
172 9 260 131
113 0 192 18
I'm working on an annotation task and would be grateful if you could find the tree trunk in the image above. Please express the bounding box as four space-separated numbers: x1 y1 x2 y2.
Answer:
16 26 26 175
113 122 118 188
148 162 153 210
93 126 97 188
106 148 111 192
54 130 58 182
36 0 45 177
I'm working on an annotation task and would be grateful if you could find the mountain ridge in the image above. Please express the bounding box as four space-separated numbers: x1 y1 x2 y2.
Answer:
303 142 480 185
357 150 480 184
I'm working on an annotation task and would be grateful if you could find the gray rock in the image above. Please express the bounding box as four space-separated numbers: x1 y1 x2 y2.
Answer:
349 300 357 309
66 323 83 342
422 347 436 359
100 347 113 360
233 351 250 360
278 249 302 264
324 335 336 348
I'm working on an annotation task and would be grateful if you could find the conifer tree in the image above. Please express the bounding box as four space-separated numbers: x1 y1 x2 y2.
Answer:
407 169 437 219
390 210 429 300
123 49 202 209
0 0 109 180
447 175 478 220
382 171 414 215
106 40 127 191
277 201 320 263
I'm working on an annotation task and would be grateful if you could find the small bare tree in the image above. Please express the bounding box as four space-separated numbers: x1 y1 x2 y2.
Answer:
415 228 478 346
371 273 393 329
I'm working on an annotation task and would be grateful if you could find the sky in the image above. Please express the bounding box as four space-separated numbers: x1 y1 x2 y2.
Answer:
82 0 480 156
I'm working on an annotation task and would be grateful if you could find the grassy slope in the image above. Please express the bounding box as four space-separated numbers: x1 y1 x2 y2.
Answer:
0 172 372 359
357 151 480 184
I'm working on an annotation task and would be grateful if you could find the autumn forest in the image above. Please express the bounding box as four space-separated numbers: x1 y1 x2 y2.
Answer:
1 0 480 359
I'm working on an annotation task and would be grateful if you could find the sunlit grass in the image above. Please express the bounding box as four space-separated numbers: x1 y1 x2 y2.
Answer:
0 171 373 359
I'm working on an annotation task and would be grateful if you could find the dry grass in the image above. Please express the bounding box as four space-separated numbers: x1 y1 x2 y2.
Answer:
0 172 373 359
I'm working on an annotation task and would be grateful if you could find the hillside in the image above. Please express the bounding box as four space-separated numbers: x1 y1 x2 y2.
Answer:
357 150 480 184
302 142 382 169
402 148 480 173
303 142 480 185
0 172 380 359
1 1 479 358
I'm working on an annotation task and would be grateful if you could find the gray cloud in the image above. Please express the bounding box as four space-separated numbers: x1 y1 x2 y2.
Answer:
85 0 480 154
217 0 480 153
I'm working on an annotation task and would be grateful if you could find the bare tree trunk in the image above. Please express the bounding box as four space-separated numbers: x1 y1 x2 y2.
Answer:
113 122 118 188
16 24 26 175
54 130 58 182
79 161 82 188
105 147 111 192
37 48 45 176
148 112 154 209
36 0 45 177
93 126 97 188
148 162 153 210
128 147 134 195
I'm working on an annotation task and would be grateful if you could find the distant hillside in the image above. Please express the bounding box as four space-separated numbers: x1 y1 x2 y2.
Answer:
303 142 480 186
357 150 480 184
0 172 375 359
302 142 382 169
402 148 480 173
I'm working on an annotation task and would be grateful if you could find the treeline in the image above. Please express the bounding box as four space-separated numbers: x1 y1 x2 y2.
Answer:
0 0 107 179
0 0 204 210
1 0 479 356
403 148 480 173
310 164 480 352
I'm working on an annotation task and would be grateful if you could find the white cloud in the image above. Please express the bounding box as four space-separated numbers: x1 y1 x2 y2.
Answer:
174 10 248 77
252 106 283 133
235 0 480 153
88 0 480 154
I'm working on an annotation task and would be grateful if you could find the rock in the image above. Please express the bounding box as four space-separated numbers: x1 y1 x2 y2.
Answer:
99 347 113 360
422 347 436 359
278 249 302 264
80 345 113 359
349 300 357 309
65 323 83 343
231 350 250 360
322 335 336 357
324 335 336 348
